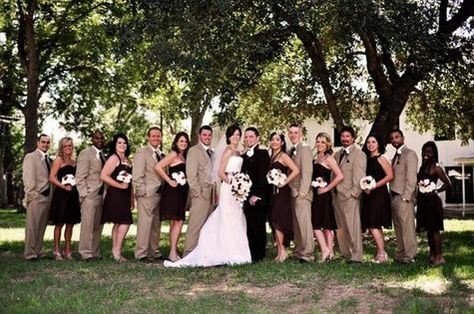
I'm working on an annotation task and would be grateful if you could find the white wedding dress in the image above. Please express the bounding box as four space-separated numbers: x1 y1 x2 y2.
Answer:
164 156 251 267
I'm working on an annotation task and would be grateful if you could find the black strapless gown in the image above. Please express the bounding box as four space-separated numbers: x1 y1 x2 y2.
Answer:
160 163 189 221
49 165 81 225
268 161 293 236
101 163 133 224
311 163 337 230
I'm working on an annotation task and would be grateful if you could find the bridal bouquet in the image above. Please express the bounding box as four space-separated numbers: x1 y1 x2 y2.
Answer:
61 174 76 186
231 172 253 204
360 176 376 190
266 168 287 187
171 171 187 186
311 177 328 188
418 179 436 193
117 170 132 183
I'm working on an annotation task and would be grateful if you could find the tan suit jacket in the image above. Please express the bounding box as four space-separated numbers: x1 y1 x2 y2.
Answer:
186 143 213 200
289 143 313 201
23 149 50 203
22 149 51 259
183 143 215 256
76 146 103 199
133 145 163 197
391 146 418 201
333 145 366 200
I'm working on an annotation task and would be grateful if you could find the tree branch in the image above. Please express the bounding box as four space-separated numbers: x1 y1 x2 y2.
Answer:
439 0 474 35
358 29 392 101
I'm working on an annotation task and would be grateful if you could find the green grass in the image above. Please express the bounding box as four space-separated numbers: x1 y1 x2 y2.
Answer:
1 209 473 313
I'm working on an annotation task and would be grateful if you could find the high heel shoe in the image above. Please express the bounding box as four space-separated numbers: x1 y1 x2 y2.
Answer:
319 251 330 263
53 251 63 261
113 255 127 263
373 252 388 264
63 251 73 260
167 255 181 263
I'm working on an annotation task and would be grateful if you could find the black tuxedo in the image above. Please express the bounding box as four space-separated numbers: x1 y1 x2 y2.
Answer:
241 145 270 262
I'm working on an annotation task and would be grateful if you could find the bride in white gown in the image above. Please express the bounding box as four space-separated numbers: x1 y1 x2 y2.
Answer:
164 125 252 267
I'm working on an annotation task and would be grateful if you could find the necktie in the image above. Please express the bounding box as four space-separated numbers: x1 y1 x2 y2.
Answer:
155 151 162 162
339 150 346 164
99 152 105 167
392 153 400 166
206 149 213 159
290 147 296 156
44 155 51 174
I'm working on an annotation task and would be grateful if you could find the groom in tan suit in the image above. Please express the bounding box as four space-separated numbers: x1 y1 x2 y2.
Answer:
390 129 418 263
133 127 164 261
333 126 366 262
288 124 314 262
183 125 215 256
23 134 52 260
77 130 106 261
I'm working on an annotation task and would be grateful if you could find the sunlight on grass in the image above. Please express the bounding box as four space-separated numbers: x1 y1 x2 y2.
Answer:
1 208 473 312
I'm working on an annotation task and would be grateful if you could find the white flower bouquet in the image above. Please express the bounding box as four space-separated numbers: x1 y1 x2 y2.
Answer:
418 179 436 193
231 172 253 204
360 176 376 190
171 171 187 186
117 170 132 183
266 168 287 187
61 174 76 186
311 177 328 188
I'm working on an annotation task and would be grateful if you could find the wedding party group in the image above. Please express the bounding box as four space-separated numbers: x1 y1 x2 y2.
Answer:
22 123 451 267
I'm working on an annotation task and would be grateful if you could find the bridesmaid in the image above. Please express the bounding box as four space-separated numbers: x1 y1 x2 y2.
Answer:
155 132 190 262
49 137 81 260
361 134 393 263
268 132 300 262
311 132 343 262
416 141 451 265
101 133 133 262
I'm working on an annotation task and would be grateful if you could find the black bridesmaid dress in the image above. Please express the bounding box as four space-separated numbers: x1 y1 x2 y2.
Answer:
160 163 189 221
101 158 133 225
416 172 444 232
311 163 337 230
49 165 81 225
268 161 293 237
361 155 392 230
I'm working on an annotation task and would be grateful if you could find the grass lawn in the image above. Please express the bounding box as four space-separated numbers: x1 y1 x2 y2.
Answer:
0 209 473 313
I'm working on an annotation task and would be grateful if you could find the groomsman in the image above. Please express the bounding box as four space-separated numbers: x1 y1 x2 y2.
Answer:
390 129 418 263
241 127 270 262
23 134 52 260
183 125 215 256
77 130 106 261
288 124 314 262
133 127 164 262
333 126 366 262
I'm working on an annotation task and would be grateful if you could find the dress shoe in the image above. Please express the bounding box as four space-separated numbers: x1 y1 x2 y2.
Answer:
137 257 152 263
26 256 39 262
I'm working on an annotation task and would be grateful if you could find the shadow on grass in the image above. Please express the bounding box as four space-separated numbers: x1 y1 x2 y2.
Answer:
0 209 26 228
0 228 473 313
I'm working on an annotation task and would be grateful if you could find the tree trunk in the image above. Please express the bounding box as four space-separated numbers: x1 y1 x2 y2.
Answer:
368 82 417 142
0 123 6 207
189 106 207 146
293 26 345 131
20 0 41 153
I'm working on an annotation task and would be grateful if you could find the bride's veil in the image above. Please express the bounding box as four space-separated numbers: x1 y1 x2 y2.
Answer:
208 134 227 183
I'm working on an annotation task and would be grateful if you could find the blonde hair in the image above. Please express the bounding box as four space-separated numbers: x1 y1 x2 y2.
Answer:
57 137 74 159
315 132 333 155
